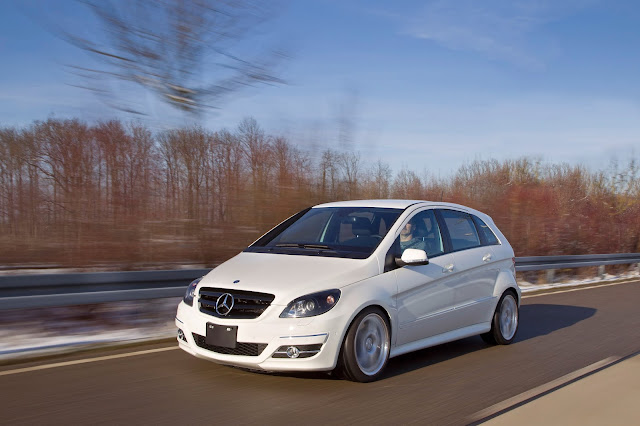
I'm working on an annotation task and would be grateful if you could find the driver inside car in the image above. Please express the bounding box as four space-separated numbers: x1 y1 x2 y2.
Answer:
399 218 426 252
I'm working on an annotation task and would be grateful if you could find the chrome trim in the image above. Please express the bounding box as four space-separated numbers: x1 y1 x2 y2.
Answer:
279 333 328 339
453 296 494 311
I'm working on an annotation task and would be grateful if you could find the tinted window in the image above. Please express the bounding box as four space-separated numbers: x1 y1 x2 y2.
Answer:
472 215 500 245
440 209 481 251
401 210 444 257
246 207 403 259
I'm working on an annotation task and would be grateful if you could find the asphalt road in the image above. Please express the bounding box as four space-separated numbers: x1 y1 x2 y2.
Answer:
1 280 639 425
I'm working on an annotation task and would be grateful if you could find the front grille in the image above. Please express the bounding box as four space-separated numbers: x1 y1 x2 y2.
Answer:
199 287 275 319
192 333 267 356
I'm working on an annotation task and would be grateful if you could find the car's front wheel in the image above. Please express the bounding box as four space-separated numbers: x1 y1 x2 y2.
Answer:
482 290 519 345
339 307 390 382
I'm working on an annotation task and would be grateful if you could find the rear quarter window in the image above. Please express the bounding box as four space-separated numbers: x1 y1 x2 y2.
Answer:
472 215 500 246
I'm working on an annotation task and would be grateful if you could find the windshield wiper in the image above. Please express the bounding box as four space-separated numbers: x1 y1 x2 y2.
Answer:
302 244 334 250
275 243 335 250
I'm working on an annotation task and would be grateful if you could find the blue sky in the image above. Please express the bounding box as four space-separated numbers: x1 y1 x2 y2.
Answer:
1 0 639 175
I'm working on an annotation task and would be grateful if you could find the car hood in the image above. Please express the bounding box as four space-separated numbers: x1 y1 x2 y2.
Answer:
198 252 380 305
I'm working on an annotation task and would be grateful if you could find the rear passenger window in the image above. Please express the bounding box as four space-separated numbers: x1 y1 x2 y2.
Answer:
472 215 500 245
440 210 481 251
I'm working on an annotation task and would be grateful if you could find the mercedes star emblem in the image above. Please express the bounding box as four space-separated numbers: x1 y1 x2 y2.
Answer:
215 293 234 316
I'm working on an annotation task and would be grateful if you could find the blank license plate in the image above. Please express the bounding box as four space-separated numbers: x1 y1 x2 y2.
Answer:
206 323 237 348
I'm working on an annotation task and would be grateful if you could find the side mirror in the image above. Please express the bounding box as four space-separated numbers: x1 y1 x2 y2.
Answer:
396 249 429 267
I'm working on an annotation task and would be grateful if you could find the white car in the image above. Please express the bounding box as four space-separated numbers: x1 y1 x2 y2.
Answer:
176 200 520 382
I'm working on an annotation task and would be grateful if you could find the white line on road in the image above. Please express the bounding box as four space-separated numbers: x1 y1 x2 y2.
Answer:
467 356 622 423
0 346 178 377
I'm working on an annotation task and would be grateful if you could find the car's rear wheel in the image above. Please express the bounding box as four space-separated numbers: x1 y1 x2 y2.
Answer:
339 307 390 382
482 290 519 345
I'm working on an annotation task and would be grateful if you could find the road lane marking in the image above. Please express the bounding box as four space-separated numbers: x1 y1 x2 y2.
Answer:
467 356 622 424
522 279 639 299
0 346 178 377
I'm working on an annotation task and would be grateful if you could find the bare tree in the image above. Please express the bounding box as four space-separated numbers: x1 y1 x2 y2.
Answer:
211 129 244 222
319 148 341 201
237 117 273 224
61 0 287 116
33 119 98 241
157 126 210 219
339 151 361 199
364 159 391 199
391 168 423 199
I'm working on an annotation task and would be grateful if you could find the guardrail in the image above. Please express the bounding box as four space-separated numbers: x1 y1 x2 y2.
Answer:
0 269 211 311
1 254 639 310
515 253 640 271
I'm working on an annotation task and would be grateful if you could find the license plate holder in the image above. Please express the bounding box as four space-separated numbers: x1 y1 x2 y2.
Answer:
206 323 237 348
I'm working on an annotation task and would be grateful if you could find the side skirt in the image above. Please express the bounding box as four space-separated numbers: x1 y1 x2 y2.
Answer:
390 322 491 358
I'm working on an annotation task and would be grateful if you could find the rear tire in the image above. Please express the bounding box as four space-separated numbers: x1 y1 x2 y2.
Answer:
338 307 390 382
482 290 519 345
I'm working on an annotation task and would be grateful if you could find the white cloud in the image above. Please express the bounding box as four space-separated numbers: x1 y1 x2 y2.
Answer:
384 0 597 69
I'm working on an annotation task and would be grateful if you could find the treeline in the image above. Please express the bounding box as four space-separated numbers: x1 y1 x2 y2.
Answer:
1 117 639 268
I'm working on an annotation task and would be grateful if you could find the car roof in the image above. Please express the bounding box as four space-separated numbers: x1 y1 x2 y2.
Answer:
314 199 472 211
313 200 496 225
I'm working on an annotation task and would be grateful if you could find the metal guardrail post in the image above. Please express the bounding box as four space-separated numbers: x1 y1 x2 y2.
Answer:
598 265 606 279
546 269 555 284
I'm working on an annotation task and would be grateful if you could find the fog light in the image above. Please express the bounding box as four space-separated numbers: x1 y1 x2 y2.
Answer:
273 344 323 358
286 346 300 358
177 328 187 342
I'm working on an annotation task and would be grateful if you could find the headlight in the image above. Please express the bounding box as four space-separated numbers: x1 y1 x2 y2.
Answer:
280 289 341 318
183 277 203 306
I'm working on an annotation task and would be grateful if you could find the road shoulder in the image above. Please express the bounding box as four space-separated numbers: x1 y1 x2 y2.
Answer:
483 353 640 425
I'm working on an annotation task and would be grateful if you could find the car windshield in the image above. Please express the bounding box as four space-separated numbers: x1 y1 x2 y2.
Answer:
245 207 403 259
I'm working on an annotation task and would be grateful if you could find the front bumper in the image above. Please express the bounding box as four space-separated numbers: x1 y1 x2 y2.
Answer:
175 301 348 372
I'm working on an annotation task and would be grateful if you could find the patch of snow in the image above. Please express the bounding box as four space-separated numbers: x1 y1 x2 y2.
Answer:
520 269 639 293
0 299 179 361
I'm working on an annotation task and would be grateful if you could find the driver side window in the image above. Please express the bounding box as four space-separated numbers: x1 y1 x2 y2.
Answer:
401 210 444 258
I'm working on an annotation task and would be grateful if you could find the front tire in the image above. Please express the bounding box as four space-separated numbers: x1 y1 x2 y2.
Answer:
482 290 519 345
339 307 390 382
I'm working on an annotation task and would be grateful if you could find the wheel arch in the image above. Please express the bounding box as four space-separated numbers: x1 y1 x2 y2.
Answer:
339 303 393 349
493 270 521 306
333 302 394 369
335 303 393 381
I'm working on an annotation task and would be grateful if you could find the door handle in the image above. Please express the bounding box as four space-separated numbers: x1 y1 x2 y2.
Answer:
482 253 492 262
443 264 454 273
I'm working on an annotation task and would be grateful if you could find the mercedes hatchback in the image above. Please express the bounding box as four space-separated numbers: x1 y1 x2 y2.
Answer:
176 200 520 382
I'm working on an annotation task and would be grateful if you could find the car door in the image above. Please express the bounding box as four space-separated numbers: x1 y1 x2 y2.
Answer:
394 209 458 346
438 209 499 330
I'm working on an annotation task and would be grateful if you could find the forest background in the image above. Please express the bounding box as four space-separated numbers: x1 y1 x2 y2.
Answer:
1 116 639 269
